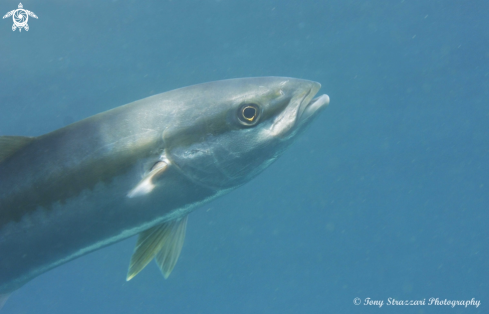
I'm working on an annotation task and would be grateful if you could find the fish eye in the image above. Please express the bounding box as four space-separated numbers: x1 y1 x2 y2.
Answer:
238 103 260 126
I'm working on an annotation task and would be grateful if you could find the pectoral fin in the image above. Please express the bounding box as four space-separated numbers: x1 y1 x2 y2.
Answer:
0 136 35 163
154 215 188 278
126 215 188 281
127 161 168 198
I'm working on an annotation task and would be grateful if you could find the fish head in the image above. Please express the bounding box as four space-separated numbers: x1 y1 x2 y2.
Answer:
164 77 330 189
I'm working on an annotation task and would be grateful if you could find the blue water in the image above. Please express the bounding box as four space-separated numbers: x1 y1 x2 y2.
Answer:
1 0 487 313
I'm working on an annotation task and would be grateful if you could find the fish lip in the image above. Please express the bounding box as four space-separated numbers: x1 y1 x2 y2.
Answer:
301 94 330 121
270 80 329 138
297 80 329 123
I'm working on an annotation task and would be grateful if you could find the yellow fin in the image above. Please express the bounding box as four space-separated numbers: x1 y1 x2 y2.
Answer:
155 215 188 278
0 136 35 163
127 161 168 198
126 215 188 281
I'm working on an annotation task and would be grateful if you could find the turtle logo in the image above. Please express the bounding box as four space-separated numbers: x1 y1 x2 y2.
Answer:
3 3 38 32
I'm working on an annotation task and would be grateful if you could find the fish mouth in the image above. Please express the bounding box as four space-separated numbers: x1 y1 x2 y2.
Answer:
300 94 330 122
270 80 329 138
297 82 330 123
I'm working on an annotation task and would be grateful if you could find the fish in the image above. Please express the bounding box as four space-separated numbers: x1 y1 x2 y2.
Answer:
0 77 329 307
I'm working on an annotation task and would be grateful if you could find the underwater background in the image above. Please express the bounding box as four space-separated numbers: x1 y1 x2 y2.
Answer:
0 0 487 313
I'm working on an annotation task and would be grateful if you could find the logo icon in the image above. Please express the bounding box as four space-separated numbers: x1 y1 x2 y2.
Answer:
3 3 38 32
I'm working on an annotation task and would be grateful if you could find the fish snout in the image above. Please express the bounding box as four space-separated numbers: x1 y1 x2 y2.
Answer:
271 80 329 138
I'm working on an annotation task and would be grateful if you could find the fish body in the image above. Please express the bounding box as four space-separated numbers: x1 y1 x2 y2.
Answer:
0 77 329 299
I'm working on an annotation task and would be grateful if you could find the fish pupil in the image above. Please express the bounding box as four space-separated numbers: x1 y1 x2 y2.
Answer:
243 107 256 121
